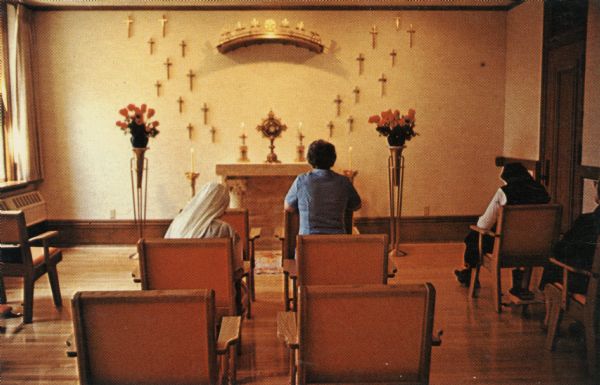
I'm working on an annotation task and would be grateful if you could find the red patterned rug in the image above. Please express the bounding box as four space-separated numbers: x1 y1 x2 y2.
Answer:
254 250 283 274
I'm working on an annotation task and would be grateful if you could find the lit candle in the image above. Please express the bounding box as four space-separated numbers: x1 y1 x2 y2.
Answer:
298 121 303 134
240 122 246 136
190 148 195 173
348 146 353 170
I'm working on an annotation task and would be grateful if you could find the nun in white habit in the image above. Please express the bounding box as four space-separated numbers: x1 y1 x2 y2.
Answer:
164 182 243 273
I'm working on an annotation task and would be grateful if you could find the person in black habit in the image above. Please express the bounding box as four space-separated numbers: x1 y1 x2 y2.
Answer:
539 178 600 294
454 162 551 298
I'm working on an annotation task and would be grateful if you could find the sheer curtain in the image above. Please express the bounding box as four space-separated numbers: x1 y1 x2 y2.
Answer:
1 3 42 183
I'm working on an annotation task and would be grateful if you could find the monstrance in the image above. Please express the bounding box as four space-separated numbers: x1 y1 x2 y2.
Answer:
256 110 287 163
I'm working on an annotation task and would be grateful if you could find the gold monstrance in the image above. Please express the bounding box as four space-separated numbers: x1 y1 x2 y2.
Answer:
256 110 287 163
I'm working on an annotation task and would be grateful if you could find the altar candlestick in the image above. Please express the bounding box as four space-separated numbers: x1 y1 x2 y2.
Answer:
241 122 246 136
348 146 353 170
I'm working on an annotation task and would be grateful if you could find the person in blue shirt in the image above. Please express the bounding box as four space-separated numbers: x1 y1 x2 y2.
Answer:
284 139 361 235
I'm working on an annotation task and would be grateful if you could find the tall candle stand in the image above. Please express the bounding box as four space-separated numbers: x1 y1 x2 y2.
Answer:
343 169 358 233
238 133 249 162
185 171 200 197
388 146 407 256
130 147 149 249
295 131 306 162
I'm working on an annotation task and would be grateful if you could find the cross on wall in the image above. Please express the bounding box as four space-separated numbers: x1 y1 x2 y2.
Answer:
164 58 172 79
334 95 342 117
356 53 365 75
159 15 168 37
187 70 195 92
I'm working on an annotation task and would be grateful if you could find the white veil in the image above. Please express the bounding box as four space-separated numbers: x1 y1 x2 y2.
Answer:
164 182 230 238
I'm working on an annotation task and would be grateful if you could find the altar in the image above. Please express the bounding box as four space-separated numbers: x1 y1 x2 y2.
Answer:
216 163 311 250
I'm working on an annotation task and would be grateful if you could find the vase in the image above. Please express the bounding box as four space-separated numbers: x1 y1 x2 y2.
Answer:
132 147 148 189
388 146 405 186
388 145 407 257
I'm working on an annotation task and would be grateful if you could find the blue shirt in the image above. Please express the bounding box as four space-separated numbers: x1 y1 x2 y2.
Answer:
284 169 361 235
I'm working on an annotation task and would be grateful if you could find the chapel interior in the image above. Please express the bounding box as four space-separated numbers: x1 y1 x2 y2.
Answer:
1 0 599 384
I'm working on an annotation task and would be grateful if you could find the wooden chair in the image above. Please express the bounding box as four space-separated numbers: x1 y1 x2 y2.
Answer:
545 233 600 377
275 210 353 262
71 289 241 385
469 204 562 313
221 208 262 302
0 210 63 323
284 234 391 311
137 238 248 320
277 283 439 385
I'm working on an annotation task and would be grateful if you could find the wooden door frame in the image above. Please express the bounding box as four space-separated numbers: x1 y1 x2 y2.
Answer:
538 0 588 227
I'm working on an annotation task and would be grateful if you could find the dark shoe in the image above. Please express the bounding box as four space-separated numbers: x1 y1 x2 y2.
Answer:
454 269 481 288
454 269 470 286
509 287 534 300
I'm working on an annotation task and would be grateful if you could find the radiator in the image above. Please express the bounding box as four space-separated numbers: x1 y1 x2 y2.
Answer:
0 191 47 226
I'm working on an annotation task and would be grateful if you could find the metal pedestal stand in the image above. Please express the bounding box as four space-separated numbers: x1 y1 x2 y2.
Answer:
130 148 149 258
388 146 407 256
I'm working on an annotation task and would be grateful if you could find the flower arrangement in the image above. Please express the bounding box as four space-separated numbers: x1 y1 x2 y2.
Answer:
115 104 160 148
368 108 417 147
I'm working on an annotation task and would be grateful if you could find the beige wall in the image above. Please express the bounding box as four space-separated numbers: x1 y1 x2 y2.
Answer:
583 0 600 167
34 10 507 220
503 1 543 160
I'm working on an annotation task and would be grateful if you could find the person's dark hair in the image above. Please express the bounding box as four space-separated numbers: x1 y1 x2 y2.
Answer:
307 140 336 169
500 162 531 183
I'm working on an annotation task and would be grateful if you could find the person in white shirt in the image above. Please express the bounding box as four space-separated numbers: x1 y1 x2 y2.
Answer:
455 163 550 296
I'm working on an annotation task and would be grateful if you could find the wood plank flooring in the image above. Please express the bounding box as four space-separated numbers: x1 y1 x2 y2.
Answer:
0 243 595 384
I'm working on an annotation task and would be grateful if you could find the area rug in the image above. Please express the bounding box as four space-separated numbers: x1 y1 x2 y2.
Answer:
254 250 283 274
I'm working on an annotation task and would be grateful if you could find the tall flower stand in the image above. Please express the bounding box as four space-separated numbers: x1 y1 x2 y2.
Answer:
130 147 149 245
388 146 407 256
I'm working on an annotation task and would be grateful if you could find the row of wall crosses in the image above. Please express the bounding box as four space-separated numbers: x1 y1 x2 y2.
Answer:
125 15 169 38
184 103 213 142
124 15 220 144
356 51 400 74
148 38 187 57
186 123 216 143
367 23 416 49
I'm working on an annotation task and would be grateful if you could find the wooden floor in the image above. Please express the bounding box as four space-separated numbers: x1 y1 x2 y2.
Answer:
0 243 596 384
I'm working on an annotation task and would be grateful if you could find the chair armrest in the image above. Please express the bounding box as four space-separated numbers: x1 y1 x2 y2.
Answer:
249 227 262 241
274 226 285 241
432 329 443 347
28 230 59 245
469 225 497 238
216 316 242 354
282 259 297 278
66 333 77 357
549 258 597 278
277 311 299 349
